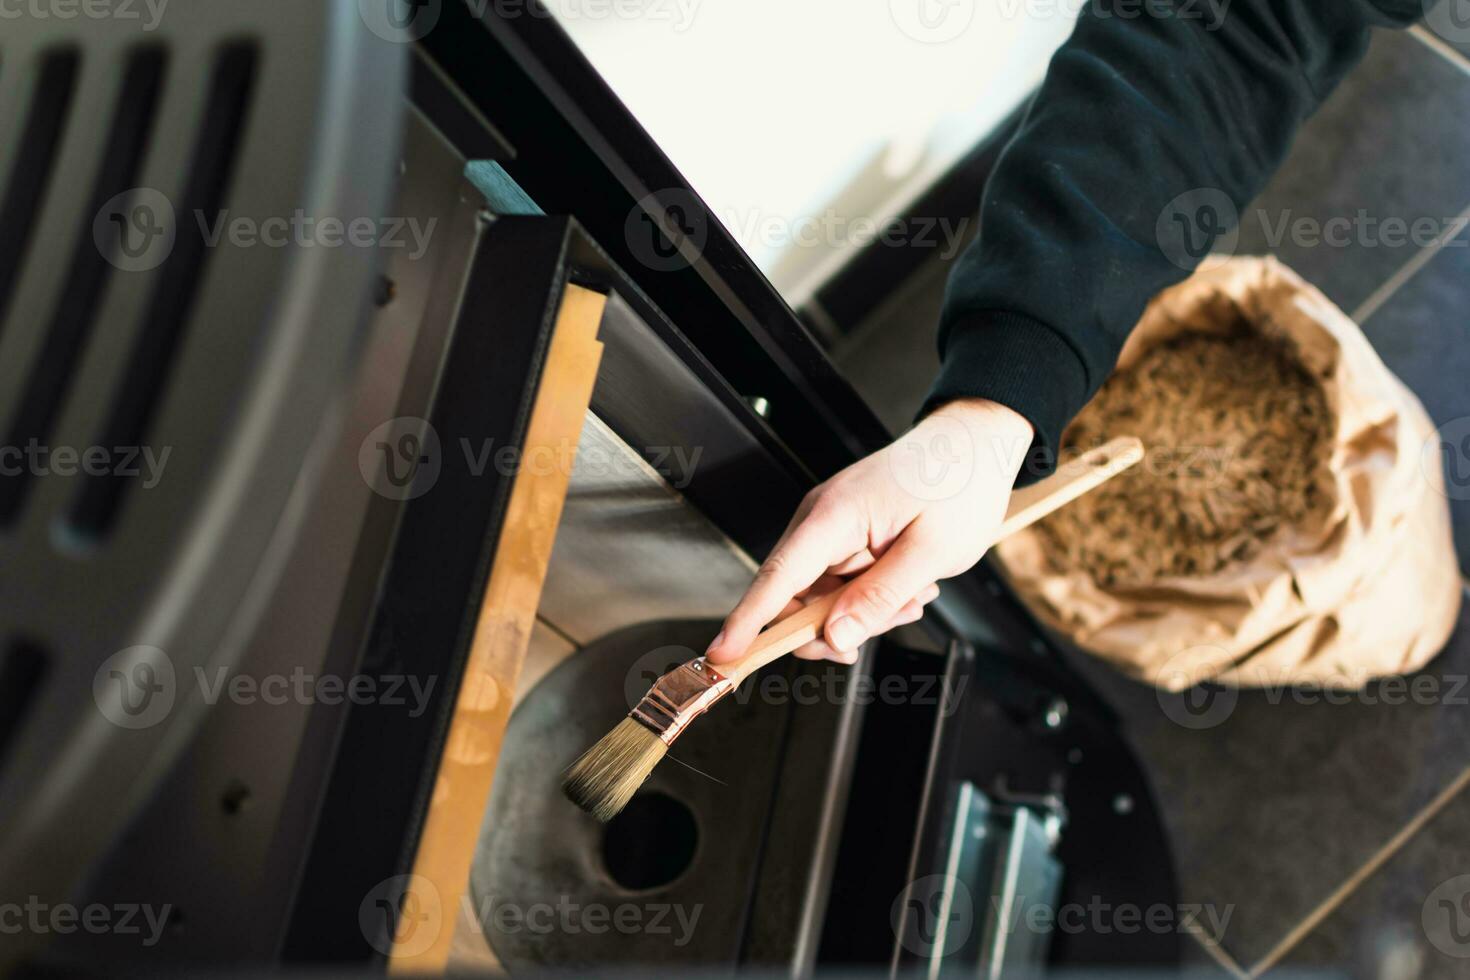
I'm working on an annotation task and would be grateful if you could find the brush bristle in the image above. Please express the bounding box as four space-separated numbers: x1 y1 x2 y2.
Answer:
562 717 668 822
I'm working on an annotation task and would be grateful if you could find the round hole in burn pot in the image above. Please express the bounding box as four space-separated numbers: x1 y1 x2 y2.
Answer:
601 791 698 891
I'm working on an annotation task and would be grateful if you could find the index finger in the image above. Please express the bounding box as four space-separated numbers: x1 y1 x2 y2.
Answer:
705 506 856 664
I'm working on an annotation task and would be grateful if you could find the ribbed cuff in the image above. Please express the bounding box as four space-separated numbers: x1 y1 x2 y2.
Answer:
919 311 1090 484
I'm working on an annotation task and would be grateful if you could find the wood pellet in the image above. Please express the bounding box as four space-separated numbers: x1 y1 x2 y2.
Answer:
1034 323 1335 589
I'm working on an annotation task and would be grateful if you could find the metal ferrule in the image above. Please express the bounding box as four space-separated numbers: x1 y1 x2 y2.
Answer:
630 658 734 745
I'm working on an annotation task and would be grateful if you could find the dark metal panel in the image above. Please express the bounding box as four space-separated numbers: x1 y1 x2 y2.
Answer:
0 6 403 970
572 258 812 558
279 214 866 971
473 619 792 971
409 48 515 163
414 6 1076 667
818 641 968 969
282 215 587 964
741 654 870 972
50 109 485 967
894 641 1181 973
419 0 892 479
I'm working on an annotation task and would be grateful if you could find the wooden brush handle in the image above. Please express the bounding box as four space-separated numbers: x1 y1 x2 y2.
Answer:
716 436 1144 685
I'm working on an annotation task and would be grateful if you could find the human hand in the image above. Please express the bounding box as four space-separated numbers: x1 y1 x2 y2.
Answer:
704 398 1034 666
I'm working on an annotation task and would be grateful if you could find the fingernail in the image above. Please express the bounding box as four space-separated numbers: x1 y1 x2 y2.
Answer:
828 616 864 652
704 630 725 657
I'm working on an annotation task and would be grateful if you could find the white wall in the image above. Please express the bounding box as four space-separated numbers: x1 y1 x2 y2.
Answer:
553 0 1080 304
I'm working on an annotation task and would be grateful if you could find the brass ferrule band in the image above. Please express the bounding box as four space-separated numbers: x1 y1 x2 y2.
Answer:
629 658 734 745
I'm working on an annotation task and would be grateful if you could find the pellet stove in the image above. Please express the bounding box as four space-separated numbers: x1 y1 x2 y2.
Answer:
0 2 1178 976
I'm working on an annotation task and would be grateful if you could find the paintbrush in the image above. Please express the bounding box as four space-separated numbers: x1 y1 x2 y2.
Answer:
563 435 1145 821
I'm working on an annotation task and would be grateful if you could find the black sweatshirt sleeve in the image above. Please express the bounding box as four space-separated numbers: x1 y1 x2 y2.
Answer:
923 0 1422 477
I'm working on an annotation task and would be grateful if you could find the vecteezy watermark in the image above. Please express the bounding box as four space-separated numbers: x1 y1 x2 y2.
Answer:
1424 0 1470 45
626 195 972 274
0 898 172 948
992 896 1235 938
0 0 168 30
894 0 1228 42
624 645 701 710
1248 209 1470 252
0 440 170 487
625 189 710 274
731 669 968 713
358 0 442 42
193 666 438 717
621 644 968 715
497 0 699 30
996 0 1231 30
94 187 176 272
460 436 703 490
1157 190 1470 271
1423 415 1470 502
359 417 442 502
888 414 981 504
94 188 437 271
893 874 974 956
361 875 444 958
358 0 699 44
1156 188 1239 272
469 894 702 946
193 210 436 260
93 646 440 730
888 0 977 43
889 423 1235 507
721 209 972 261
1154 645 1239 730
1156 651 1470 730
359 876 702 957
358 417 705 501
998 436 1235 493
1423 875 1470 958
1267 673 1470 708
893 876 1232 958
93 645 177 730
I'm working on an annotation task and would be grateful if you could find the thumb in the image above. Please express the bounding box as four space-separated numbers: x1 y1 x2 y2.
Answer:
824 530 938 654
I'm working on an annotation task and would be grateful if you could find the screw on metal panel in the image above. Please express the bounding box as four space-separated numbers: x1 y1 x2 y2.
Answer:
373 274 396 307
221 780 251 816
1044 811 1064 847
1042 697 1068 730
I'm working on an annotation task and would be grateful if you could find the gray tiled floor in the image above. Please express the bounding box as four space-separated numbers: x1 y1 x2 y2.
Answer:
1057 590 1470 973
831 23 1470 980
1233 29 1470 318
1358 235 1470 569
1421 3 1470 63
1282 788 1470 978
1057 29 1470 975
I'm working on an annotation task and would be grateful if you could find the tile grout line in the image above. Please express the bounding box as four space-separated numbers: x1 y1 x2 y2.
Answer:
1198 31 1468 978
1409 24 1470 77
1247 761 1470 976
1185 923 1251 979
1350 201 1470 324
